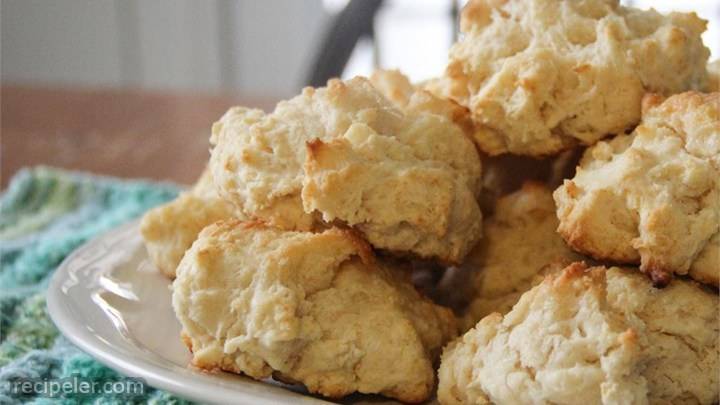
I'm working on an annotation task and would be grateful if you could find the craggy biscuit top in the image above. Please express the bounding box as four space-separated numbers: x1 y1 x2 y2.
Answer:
172 221 457 403
444 0 710 156
210 76 483 263
438 263 719 405
371 69 476 134
439 263 648 405
554 92 719 285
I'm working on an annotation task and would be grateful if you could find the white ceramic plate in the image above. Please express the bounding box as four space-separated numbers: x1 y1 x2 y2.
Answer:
47 220 399 405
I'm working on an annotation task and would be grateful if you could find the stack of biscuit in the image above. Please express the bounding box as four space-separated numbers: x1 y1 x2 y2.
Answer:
140 0 719 403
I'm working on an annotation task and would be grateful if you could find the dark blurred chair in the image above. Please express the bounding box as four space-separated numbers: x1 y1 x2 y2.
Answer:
306 0 384 87
307 0 461 87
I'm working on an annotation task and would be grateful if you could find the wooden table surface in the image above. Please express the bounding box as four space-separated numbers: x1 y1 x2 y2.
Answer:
1 85 277 188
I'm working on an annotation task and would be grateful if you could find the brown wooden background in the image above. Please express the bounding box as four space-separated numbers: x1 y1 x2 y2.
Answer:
1 86 276 188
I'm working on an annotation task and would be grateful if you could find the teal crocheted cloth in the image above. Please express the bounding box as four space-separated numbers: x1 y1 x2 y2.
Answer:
0 167 192 404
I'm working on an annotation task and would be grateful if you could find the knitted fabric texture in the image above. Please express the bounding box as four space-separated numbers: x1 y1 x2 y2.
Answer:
0 167 191 404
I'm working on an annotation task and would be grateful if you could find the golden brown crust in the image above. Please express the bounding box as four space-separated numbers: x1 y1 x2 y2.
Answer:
181 332 193 353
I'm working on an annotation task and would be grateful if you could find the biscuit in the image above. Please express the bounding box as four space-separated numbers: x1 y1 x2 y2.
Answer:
172 221 457 403
438 263 719 405
140 168 236 278
459 183 583 330
444 0 710 156
210 77 483 263
554 92 719 285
